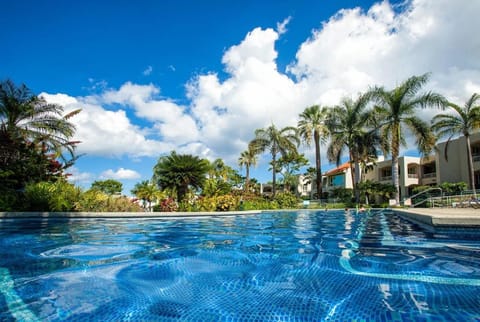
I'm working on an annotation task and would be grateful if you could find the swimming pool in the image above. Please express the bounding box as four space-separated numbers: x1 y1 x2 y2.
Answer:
0 210 478 321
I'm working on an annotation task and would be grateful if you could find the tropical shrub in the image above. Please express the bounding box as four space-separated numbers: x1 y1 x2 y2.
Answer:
154 197 178 212
194 196 217 212
75 190 142 212
273 191 300 209
25 180 81 211
216 194 238 211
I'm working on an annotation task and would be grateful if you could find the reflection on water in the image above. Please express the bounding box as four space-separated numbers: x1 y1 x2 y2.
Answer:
0 211 479 321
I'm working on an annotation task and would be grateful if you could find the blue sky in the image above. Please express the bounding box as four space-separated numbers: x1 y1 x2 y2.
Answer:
2 0 480 195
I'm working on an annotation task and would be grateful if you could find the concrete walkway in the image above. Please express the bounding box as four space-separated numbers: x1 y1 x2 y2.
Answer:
393 207 480 228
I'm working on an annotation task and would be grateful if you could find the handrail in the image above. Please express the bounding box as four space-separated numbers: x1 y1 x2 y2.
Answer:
407 187 442 208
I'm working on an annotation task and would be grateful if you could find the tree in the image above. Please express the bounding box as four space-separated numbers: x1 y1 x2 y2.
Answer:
326 94 379 203
0 79 80 190
297 105 329 198
370 74 446 205
238 145 258 192
250 124 299 197
131 180 161 211
276 152 309 193
153 151 209 202
91 179 123 195
432 93 480 195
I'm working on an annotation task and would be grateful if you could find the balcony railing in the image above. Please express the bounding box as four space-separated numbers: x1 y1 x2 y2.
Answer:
380 176 392 181
408 173 419 178
422 172 436 179
473 154 480 162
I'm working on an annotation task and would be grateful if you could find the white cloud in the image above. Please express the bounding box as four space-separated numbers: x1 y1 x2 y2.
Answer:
66 167 93 184
100 168 141 180
41 92 173 158
42 0 480 172
143 65 153 76
276 16 291 35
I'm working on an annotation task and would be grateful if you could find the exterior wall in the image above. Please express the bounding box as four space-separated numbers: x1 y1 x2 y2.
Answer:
436 132 480 188
323 167 354 194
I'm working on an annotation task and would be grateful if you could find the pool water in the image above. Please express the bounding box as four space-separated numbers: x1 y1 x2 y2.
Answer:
0 210 479 321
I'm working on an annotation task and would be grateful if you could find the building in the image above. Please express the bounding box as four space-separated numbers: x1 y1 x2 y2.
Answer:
297 132 480 200
436 132 480 189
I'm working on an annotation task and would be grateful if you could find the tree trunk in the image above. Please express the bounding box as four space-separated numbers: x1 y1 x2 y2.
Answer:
391 124 400 205
245 165 250 192
272 150 277 197
354 158 361 204
314 131 322 199
465 134 477 197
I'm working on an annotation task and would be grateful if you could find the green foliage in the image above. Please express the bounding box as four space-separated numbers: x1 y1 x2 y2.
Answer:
331 187 354 203
75 189 142 212
24 180 81 211
273 191 300 209
215 194 238 211
202 178 231 197
91 179 123 195
0 80 81 191
194 196 217 212
131 180 162 211
439 182 467 195
153 151 209 202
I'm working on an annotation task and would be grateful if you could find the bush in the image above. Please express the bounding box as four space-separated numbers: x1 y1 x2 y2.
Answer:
75 190 142 212
273 192 300 209
154 197 178 212
25 180 81 211
216 194 238 211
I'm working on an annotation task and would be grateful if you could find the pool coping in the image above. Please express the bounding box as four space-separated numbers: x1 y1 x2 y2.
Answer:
392 208 480 229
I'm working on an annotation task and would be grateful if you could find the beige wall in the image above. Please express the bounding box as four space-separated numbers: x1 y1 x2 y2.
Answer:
436 132 480 185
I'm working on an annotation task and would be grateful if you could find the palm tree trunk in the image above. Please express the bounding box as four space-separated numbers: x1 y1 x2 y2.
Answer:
314 131 322 199
354 158 361 204
391 124 400 205
245 165 250 192
465 134 477 197
272 150 277 197
391 154 400 205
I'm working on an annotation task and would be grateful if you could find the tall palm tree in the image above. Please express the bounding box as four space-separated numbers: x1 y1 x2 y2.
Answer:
250 124 299 196
297 105 329 199
238 145 258 192
432 93 480 195
0 79 80 160
326 94 379 203
153 151 209 202
370 73 446 205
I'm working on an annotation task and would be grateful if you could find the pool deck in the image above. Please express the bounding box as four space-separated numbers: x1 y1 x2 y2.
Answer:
393 207 480 228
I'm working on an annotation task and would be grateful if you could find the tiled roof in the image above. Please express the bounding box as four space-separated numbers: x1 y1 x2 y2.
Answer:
324 162 350 176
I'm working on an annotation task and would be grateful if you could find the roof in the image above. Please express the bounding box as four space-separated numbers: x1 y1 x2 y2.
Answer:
324 162 350 176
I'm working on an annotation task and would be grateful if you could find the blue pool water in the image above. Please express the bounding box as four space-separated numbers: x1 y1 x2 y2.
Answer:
0 210 479 321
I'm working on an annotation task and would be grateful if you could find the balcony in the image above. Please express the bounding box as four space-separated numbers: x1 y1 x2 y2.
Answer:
422 172 436 179
473 154 480 162
408 173 419 178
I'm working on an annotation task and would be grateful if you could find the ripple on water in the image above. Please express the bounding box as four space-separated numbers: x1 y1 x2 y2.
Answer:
40 244 143 262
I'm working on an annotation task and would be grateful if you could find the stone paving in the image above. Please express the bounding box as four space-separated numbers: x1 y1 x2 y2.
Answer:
394 207 480 227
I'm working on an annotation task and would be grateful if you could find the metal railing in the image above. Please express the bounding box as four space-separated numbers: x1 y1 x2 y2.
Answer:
406 187 443 207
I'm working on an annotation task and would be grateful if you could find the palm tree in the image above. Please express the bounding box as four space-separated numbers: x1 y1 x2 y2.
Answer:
432 93 480 195
326 94 379 203
0 80 80 188
0 79 80 160
297 105 329 199
250 124 299 196
370 74 446 205
153 151 209 202
132 180 161 211
238 145 258 192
